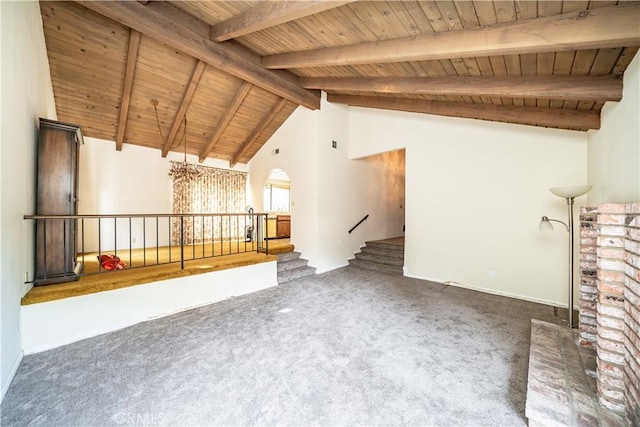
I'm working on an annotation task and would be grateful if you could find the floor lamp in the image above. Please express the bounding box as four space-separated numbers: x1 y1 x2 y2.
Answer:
539 185 592 329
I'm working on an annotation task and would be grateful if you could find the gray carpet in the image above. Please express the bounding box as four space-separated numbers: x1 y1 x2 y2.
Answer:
1 266 564 426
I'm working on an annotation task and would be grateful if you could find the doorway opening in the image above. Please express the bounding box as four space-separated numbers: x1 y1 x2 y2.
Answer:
263 169 291 241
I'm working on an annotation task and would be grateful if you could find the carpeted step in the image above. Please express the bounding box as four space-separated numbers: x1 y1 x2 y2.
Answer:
278 265 316 283
277 257 309 272
354 251 404 267
277 251 302 262
360 245 404 259
349 258 403 275
365 241 405 252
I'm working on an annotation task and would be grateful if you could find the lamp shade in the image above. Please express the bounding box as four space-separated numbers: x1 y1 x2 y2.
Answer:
549 185 592 199
539 216 554 231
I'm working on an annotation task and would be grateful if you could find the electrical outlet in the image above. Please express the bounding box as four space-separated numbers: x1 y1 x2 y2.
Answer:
25 272 29 282
132 237 137 244
489 270 496 279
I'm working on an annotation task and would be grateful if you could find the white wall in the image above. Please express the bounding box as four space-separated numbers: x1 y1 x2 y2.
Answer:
587 52 640 204
249 94 406 273
249 105 321 266
0 0 57 401
78 137 249 252
22 261 277 354
350 108 588 307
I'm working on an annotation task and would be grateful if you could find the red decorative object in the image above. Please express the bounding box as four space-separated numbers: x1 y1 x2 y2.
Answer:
97 254 127 270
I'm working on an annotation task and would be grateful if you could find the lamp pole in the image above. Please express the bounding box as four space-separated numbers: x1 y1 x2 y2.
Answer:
566 196 576 329
542 185 591 329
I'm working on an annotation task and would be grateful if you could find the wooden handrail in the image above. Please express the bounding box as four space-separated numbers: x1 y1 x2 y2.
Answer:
348 214 369 234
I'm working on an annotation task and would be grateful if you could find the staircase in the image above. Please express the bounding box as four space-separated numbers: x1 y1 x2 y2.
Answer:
277 251 316 283
349 237 404 275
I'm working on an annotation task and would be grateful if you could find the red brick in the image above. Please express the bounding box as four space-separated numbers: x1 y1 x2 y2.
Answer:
626 276 640 296
598 203 627 214
626 252 640 269
627 203 640 214
600 373 626 389
599 214 627 225
629 228 640 241
598 236 625 247
599 315 626 331
578 340 596 349
626 216 640 229
598 293 625 306
599 225 627 237
598 281 626 294
598 326 625 343
598 359 625 378
598 258 626 271
626 239 640 256
598 337 625 354
599 383 626 402
599 248 625 259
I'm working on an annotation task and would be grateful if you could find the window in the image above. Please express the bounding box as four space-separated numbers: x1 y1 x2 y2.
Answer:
264 184 290 212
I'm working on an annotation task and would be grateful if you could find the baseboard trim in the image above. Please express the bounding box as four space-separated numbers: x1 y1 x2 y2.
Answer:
403 273 565 309
1 350 24 404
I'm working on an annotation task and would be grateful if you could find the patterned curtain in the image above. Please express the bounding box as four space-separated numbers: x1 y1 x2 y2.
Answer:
171 163 247 244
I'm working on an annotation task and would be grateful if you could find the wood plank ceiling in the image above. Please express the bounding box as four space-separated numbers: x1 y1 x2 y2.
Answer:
41 1 640 166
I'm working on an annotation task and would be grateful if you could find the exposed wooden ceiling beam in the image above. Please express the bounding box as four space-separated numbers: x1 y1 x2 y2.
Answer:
115 29 141 151
161 60 207 157
300 75 623 101
210 1 356 42
230 99 288 167
328 94 600 131
263 3 640 69
199 82 253 162
77 1 320 110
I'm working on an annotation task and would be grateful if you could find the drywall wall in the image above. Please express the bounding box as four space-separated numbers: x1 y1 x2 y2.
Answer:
0 1 57 402
315 94 405 272
350 107 588 307
248 105 321 266
587 52 640 204
22 261 277 354
249 94 406 273
78 137 249 252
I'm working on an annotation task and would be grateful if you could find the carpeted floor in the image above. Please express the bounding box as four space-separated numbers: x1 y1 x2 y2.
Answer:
2 266 564 426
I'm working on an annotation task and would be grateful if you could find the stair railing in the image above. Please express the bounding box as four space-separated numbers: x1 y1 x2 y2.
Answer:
348 214 369 234
24 212 270 285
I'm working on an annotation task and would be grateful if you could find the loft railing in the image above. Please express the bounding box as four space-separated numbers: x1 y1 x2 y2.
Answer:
23 212 270 284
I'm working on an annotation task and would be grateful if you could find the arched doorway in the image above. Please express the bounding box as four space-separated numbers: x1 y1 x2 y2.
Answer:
263 169 291 242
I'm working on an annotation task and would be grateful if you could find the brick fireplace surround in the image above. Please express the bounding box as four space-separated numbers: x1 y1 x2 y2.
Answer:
579 203 640 426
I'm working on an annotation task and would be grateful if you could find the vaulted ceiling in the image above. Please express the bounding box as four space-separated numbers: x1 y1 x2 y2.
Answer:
40 1 640 166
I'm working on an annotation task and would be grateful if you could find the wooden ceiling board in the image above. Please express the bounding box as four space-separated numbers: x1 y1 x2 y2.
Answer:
235 102 297 164
124 35 196 151
39 0 640 161
170 1 259 26
41 2 128 138
180 71 247 157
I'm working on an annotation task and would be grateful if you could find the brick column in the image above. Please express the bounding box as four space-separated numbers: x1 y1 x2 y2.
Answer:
624 203 640 426
579 207 598 347
596 203 627 411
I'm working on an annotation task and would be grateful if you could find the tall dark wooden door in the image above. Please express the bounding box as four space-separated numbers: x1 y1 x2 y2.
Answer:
34 118 83 285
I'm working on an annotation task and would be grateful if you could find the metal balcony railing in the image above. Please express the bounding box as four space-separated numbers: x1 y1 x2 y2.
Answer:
23 212 270 284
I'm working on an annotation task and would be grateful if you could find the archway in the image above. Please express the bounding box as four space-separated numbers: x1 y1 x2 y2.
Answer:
263 169 291 242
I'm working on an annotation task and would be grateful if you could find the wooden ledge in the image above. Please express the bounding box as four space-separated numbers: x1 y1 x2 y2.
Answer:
22 251 284 306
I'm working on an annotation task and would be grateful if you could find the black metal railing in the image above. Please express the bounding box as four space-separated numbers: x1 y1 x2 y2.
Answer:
348 214 369 234
24 212 270 284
